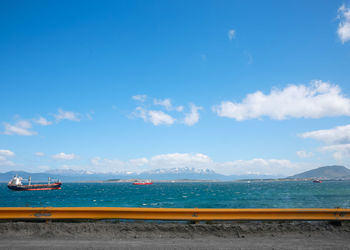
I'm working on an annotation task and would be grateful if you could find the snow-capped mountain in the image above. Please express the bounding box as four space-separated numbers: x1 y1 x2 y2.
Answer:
136 167 224 180
144 167 216 175
0 167 284 182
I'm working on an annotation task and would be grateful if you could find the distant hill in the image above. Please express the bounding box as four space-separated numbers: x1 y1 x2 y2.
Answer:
289 165 350 179
0 171 121 183
0 171 57 182
0 167 283 182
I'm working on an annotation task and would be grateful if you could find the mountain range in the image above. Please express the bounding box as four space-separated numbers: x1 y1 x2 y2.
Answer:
1 165 349 183
0 167 281 182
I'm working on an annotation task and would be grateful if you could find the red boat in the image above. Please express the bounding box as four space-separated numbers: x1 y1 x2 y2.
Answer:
8 175 62 191
312 179 322 183
133 180 153 185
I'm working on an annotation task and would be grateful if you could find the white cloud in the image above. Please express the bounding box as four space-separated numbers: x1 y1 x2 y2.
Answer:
132 95 147 102
91 157 119 166
219 158 311 176
149 153 213 168
0 149 15 166
300 124 350 160
33 117 52 126
90 153 213 173
3 120 37 136
300 124 350 145
0 149 15 157
153 98 172 110
176 106 184 112
321 144 350 160
153 98 184 112
35 152 45 157
213 81 350 120
128 157 149 167
148 110 175 126
52 152 79 161
0 157 15 167
134 106 147 120
55 109 81 122
3 110 84 136
135 107 175 126
90 157 149 173
337 4 350 43
89 153 312 176
228 29 236 40
296 150 313 158
132 95 202 126
183 104 202 126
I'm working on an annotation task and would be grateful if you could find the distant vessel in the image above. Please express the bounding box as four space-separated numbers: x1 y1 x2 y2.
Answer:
312 179 322 183
133 180 153 185
7 175 62 191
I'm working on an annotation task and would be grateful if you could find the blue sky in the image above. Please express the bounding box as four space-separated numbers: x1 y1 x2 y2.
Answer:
1 0 350 176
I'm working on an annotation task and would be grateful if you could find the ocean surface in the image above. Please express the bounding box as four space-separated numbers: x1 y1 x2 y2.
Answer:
1 181 349 208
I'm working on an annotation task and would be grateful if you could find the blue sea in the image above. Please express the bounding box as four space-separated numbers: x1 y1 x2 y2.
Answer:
1 181 350 208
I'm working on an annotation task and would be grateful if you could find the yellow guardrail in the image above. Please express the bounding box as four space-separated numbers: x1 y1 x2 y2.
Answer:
0 207 349 221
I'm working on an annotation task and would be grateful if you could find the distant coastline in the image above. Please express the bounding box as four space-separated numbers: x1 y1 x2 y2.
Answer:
1 165 350 183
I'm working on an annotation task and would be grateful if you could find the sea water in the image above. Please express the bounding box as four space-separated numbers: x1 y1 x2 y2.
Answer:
0 181 349 208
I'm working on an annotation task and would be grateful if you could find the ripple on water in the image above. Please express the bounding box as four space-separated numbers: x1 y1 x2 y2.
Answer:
1 181 350 208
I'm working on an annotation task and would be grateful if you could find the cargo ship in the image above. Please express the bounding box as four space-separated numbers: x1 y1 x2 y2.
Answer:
133 180 153 185
7 175 62 191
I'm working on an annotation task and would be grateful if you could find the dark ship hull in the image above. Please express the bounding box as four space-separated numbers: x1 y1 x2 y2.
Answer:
8 182 62 191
